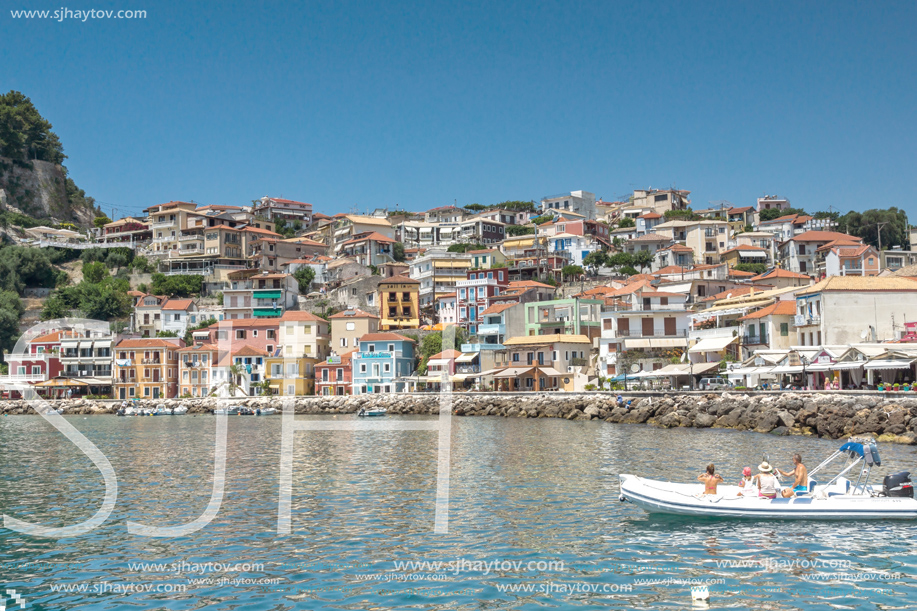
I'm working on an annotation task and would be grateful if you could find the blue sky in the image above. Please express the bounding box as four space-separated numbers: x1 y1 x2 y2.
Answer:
4 1 916 219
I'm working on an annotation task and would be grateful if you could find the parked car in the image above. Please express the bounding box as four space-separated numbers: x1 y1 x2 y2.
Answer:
698 377 732 391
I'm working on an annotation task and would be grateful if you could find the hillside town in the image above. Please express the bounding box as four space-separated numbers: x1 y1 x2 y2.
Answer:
4 190 917 400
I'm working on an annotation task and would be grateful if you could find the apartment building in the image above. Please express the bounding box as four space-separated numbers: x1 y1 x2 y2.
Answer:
278 310 330 361
177 343 218 397
249 237 327 272
476 302 525 348
264 353 317 396
455 267 511 334
540 190 597 220
632 189 691 215
474 208 528 226
378 275 421 330
99 217 151 245
252 196 313 225
491 335 592 391
719 245 770 268
410 249 473 307
60 328 114 384
654 219 732 265
737 300 796 359
215 345 269 396
424 206 471 224
113 337 184 400
315 351 353 396
824 245 880 277
222 270 298 319
340 232 396 267
4 330 63 388
330 308 380 352
756 195 791 214
351 333 417 394
333 215 395 254
204 318 281 354
777 231 862 276
523 297 603 339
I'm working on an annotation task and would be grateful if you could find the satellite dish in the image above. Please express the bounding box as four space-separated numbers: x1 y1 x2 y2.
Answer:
630 364 640 373
860 329 870 340
681 352 687 362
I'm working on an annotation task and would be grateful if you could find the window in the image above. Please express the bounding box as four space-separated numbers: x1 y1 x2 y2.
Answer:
360 364 367 373
780 323 789 336
384 363 390 372
368 344 375 353
236 330 246 339
144 387 150 396
388 344 394 352
340 338 347 347
253 330 259 337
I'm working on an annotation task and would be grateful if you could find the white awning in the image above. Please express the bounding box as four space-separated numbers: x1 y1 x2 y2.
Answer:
624 337 689 349
737 251 766 258
538 367 563 376
426 358 450 367
478 368 503 377
455 353 478 363
864 359 916 370
691 362 721 374
452 374 474 382
690 336 738 353
494 367 534 378
770 365 803 374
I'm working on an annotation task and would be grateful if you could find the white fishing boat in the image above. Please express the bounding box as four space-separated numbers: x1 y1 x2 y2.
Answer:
357 407 387 417
258 407 277 416
213 406 240 415
619 438 917 520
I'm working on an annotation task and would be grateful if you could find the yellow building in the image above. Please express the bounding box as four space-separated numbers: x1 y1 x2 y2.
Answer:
113 338 185 400
264 355 319 396
378 275 421 330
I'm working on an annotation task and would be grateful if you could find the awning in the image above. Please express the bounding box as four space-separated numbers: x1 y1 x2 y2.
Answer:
451 374 474 382
737 251 766 258
426 358 450 367
770 365 803 374
537 367 563 376
456 353 478 363
478 368 503 377
252 309 283 317
655 364 690 375
690 336 738 353
252 290 282 299
691 362 721 374
33 378 89 387
864 359 916 370
495 367 534 378
623 337 689 349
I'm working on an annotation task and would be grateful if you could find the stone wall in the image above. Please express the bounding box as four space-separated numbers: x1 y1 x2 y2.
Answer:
5 392 917 444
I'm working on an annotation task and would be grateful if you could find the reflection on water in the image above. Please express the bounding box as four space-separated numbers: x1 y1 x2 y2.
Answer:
1 414 915 609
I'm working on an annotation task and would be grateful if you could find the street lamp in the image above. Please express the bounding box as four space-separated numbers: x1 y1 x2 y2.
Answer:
690 337 700 390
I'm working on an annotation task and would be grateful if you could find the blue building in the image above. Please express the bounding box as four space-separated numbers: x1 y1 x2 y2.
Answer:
351 332 416 394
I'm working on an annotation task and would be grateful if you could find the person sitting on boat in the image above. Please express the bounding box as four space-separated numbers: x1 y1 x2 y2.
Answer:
777 454 808 497
754 462 779 499
736 467 756 497
697 464 724 495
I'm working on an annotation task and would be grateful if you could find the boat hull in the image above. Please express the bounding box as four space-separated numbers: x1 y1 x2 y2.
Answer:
619 474 917 520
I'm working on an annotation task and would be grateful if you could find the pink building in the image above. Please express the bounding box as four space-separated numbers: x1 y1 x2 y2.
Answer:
3 331 64 396
203 318 282 355
455 267 510 334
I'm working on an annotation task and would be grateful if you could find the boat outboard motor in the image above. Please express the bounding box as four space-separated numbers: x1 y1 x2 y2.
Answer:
883 472 914 497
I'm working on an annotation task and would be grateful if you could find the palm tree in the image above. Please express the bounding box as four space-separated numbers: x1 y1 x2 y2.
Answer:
228 363 248 397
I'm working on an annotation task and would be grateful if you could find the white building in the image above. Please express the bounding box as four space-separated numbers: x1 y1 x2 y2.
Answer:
540 190 597 221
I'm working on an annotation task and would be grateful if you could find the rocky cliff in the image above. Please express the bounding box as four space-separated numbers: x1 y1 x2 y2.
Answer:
0 157 95 225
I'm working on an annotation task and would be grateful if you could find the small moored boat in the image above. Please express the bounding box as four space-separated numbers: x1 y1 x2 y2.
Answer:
357 407 387 417
213 406 240 415
619 438 917 520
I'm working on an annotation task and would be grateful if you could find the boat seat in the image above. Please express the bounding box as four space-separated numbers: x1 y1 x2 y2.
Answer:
769 498 791 504
792 497 813 504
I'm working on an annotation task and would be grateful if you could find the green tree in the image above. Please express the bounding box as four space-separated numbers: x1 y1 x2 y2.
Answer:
633 250 654 271
663 208 702 221
156 330 179 338
838 207 909 250
183 316 217 344
607 252 634 270
447 243 486 253
82 260 109 284
733 263 768 274
561 264 584 280
463 203 486 211
79 282 131 320
759 207 807 222
620 265 638 276
293 266 315 293
0 290 24 364
393 241 406 262
40 294 71 320
93 215 112 228
416 328 467 375
150 273 204 297
131 256 155 274
492 200 536 213
0 245 59 294
0 91 66 163
617 217 636 228
582 251 608 274
530 214 553 225
505 225 535 237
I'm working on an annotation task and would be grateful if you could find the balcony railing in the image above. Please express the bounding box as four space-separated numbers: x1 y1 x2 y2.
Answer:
742 335 768 345
152 221 175 228
477 323 505 336
794 314 821 327
457 365 480 374
178 234 204 242
0 374 46 383
569 357 588 367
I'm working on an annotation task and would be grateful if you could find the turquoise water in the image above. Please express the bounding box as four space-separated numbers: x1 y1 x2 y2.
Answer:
1 414 916 610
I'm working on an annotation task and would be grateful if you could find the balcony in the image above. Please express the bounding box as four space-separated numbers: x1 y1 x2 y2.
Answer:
477 323 505 336
457 365 480 374
794 314 821 327
152 220 175 228
742 334 768 345
178 234 204 242
569 357 589 367
0 373 46 383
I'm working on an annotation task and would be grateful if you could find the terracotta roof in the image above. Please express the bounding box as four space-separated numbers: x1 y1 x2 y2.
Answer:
637 212 662 219
640 291 682 298
626 274 658 284
358 332 416 343
340 231 397 246
720 245 767 255
280 311 324 322
628 233 672 243
832 245 874 257
161 298 194 311
702 286 756 302
467 249 498 254
436 293 457 300
262 197 311 207
481 302 519 315
503 334 591 346
785 231 860 243
177 343 219 353
796 276 917 295
204 318 281 329
658 244 694 252
728 269 758 277
233 345 269 357
377 275 420 287
429 349 462 360
116 338 185 348
508 280 555 289
329 308 379 319
738 300 797 320
242 226 282 237
749 269 812 281
728 206 753 214
31 331 62 343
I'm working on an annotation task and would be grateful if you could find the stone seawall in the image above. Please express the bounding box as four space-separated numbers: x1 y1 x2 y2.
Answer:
5 392 917 444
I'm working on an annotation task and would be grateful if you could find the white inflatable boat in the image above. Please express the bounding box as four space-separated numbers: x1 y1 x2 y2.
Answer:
619 438 917 520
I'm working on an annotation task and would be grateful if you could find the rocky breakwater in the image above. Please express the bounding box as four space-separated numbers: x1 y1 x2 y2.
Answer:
4 392 917 444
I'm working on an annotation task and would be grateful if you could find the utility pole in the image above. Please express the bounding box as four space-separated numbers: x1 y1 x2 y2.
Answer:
876 221 889 252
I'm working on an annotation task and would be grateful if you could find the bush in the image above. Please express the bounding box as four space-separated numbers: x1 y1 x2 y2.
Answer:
150 273 203 297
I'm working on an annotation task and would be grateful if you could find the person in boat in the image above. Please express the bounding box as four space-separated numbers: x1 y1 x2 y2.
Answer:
777 454 808 497
754 462 779 499
358 407 366 417
697 464 724 495
736 467 756 497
